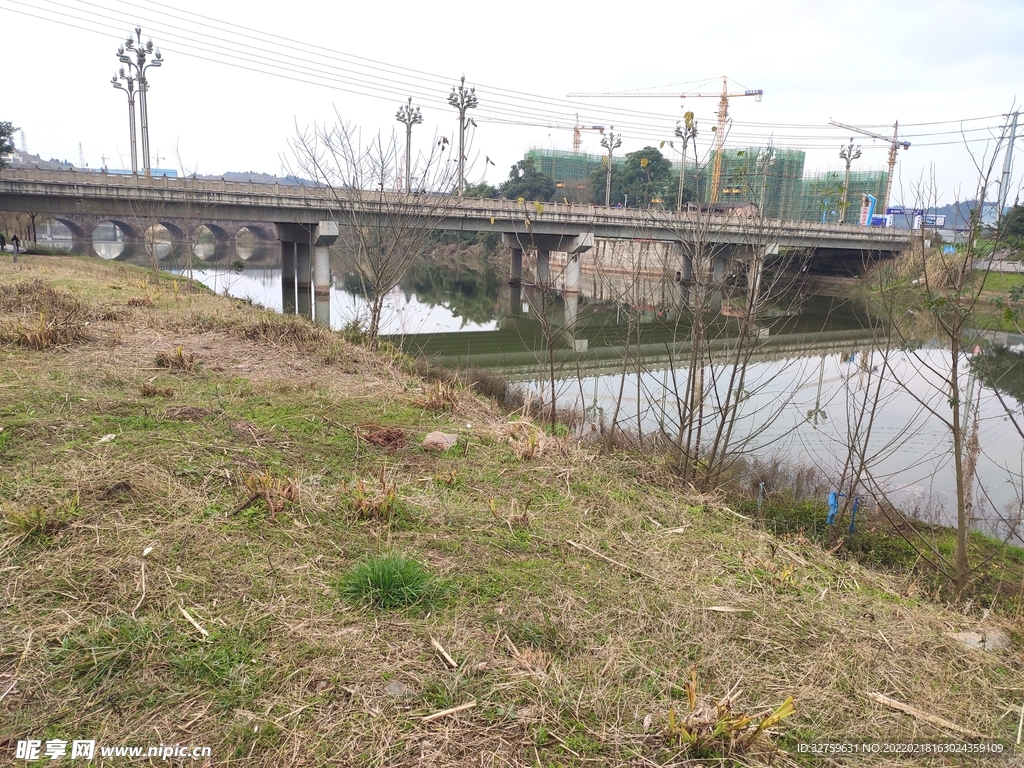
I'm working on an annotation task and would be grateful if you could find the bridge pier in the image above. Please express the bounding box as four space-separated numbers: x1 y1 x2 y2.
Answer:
281 243 297 314
503 232 593 320
275 221 338 325
677 249 728 312
507 245 523 317
537 251 550 287
313 245 331 327
296 243 312 319
563 253 584 347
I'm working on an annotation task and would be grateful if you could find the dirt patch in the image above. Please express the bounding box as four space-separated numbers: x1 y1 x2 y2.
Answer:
162 406 219 422
357 424 407 451
229 420 271 444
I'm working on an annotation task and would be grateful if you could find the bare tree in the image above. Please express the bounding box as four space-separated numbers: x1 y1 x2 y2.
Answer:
866 118 1022 596
290 116 460 348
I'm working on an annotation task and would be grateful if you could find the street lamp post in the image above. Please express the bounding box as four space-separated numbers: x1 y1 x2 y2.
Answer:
118 27 162 175
600 127 621 208
674 112 697 212
111 70 138 175
447 76 478 196
395 97 423 193
838 138 861 224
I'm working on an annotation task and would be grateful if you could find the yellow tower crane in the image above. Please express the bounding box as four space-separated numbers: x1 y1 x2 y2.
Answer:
568 76 763 202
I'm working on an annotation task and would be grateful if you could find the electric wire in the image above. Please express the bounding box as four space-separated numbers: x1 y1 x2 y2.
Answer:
0 0 1015 156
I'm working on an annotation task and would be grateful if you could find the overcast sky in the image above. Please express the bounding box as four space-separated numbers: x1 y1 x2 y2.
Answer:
2 0 1022 207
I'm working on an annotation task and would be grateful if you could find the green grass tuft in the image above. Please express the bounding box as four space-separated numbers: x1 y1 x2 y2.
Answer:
338 553 437 609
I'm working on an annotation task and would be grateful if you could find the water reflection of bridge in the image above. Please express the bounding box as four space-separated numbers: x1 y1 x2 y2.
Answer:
418 327 879 382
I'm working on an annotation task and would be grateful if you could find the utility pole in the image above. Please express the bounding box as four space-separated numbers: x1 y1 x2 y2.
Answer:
395 97 423 193
600 126 621 207
675 112 697 212
997 111 1019 229
118 27 163 176
838 138 862 224
447 76 478 196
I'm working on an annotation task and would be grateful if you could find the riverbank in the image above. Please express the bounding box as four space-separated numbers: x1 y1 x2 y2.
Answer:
1 255 1021 766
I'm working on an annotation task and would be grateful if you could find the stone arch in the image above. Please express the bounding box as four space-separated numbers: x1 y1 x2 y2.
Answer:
236 224 275 242
92 220 135 260
158 220 186 242
141 223 177 261
199 223 230 243
48 217 88 239
101 219 139 239
192 224 225 261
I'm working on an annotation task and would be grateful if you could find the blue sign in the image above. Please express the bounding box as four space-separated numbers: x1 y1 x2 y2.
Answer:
870 216 888 227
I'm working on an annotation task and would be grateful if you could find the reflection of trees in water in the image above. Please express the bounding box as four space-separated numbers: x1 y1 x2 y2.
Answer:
972 344 1024 403
334 256 503 326
402 258 503 325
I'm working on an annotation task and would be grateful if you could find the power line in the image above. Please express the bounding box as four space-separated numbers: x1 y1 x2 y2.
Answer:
0 0 1015 157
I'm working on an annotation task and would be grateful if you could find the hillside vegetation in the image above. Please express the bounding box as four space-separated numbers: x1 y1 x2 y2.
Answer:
1 256 1020 766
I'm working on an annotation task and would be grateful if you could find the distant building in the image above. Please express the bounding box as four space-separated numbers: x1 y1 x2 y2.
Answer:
519 146 889 223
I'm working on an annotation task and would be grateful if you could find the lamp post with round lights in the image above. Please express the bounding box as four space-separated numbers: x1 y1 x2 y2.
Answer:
111 70 139 174
117 27 162 175
839 138 861 224
600 127 622 207
395 97 423 193
674 112 697 212
447 76 478 196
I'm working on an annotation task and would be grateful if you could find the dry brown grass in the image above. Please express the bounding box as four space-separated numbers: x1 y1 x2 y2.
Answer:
1 255 1020 767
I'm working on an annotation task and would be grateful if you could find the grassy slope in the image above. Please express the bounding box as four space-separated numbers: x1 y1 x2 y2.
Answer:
1 256 1021 767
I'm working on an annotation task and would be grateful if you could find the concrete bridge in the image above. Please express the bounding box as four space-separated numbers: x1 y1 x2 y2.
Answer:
1 167 910 324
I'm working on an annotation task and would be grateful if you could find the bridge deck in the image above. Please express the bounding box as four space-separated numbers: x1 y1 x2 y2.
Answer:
1 168 910 251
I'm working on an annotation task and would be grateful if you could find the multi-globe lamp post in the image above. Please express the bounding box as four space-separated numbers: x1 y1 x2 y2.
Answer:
447 76 478 196
674 112 697 212
600 127 621 207
395 97 423 193
112 27 162 176
838 138 861 224
110 69 139 175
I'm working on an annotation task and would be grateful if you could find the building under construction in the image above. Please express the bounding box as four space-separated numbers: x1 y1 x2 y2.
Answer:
521 147 888 223
795 169 889 223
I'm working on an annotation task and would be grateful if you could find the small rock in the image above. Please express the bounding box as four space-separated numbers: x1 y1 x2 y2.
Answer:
97 433 116 444
423 431 459 451
945 629 1012 652
385 680 413 698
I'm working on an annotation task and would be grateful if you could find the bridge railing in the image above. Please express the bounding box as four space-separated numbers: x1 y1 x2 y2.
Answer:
0 167 909 245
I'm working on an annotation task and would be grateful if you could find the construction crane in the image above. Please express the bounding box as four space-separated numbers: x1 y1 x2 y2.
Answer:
476 114 604 153
829 119 910 215
568 76 763 202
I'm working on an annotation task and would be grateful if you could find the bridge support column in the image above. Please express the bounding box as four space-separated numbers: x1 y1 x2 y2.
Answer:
67 222 96 256
563 253 584 347
537 250 550 287
281 242 297 314
276 221 337 322
712 252 727 311
296 242 312 320
312 245 331 327
505 237 524 317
